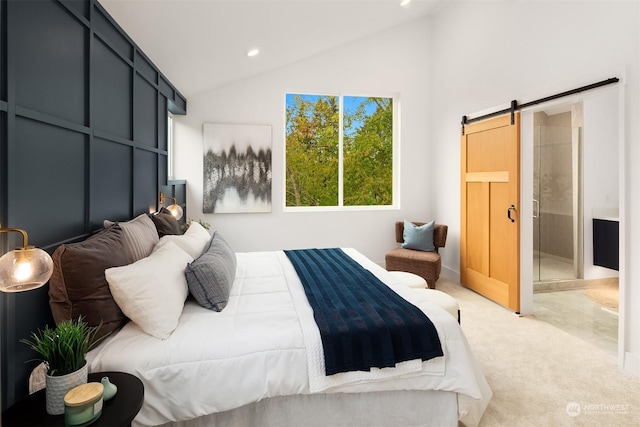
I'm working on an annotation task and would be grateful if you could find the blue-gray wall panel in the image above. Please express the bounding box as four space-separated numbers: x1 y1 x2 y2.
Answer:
62 0 90 20
90 137 132 227
134 148 157 215
92 6 132 60
92 37 132 140
159 75 172 99
13 0 87 126
158 96 168 152
11 118 85 245
134 73 157 148
135 50 157 85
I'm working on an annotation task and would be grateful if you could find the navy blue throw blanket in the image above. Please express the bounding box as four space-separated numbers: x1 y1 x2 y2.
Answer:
284 248 443 376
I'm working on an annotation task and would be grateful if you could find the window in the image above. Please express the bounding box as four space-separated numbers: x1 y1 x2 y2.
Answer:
285 93 396 208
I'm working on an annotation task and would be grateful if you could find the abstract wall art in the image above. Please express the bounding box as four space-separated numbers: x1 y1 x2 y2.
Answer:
203 123 272 213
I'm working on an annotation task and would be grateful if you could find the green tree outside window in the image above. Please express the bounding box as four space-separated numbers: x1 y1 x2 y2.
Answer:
286 94 394 207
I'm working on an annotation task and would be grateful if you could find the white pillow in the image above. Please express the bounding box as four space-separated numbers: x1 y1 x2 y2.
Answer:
156 220 211 259
105 240 193 339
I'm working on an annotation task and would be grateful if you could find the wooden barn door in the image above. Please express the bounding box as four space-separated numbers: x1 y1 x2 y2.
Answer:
461 113 520 312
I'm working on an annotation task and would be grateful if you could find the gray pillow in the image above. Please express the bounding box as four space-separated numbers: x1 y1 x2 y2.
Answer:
185 232 236 311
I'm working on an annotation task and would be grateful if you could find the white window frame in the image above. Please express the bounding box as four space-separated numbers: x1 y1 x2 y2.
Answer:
283 92 400 212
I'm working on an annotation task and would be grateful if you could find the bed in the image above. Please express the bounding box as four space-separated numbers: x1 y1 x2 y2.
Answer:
49 214 491 427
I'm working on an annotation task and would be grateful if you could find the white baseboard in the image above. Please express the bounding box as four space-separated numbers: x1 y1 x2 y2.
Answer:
441 264 460 283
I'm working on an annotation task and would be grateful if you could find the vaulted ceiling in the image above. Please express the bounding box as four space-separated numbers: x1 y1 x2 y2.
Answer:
100 0 446 97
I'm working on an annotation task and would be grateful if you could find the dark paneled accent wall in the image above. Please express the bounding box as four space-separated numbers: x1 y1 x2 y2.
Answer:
0 0 186 409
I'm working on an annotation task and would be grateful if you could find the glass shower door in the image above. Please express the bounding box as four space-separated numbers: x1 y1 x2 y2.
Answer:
533 123 542 282
533 108 581 283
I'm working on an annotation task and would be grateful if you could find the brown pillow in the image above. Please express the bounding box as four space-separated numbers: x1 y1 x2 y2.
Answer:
49 224 129 341
149 207 181 237
104 213 159 264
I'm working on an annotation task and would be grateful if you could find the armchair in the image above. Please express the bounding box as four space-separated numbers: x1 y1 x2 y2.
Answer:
385 221 448 289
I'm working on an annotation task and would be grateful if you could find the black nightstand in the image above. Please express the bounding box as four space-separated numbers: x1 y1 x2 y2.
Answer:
2 371 144 427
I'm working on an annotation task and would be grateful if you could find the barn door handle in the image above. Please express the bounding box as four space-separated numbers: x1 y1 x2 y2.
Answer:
507 205 516 223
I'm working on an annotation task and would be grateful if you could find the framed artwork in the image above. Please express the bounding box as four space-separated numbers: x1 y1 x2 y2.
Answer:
203 123 272 213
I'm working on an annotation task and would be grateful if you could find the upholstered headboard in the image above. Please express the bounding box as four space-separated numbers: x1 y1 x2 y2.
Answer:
0 0 186 409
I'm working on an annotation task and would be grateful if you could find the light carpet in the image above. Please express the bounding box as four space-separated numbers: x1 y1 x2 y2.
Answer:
436 278 640 427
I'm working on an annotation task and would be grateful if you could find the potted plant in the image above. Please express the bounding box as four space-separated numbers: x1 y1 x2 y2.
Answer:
21 317 103 415
181 218 211 233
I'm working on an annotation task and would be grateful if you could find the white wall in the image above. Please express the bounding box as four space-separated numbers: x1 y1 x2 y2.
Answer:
583 89 620 279
429 1 639 373
174 18 433 266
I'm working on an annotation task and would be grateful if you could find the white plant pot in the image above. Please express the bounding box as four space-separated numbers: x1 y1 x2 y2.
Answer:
45 362 88 415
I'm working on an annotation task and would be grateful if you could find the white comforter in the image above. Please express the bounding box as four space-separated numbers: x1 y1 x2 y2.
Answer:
88 248 491 426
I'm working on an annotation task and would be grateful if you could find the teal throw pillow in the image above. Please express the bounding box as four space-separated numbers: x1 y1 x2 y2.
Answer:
402 220 435 252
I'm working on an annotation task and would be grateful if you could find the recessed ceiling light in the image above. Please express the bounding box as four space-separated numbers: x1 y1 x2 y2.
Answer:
400 0 412 6
247 48 260 58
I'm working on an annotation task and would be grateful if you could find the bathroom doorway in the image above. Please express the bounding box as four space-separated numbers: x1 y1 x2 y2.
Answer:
528 93 620 357
533 105 583 287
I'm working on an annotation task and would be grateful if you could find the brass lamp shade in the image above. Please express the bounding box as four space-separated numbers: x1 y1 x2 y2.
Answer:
0 228 54 292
